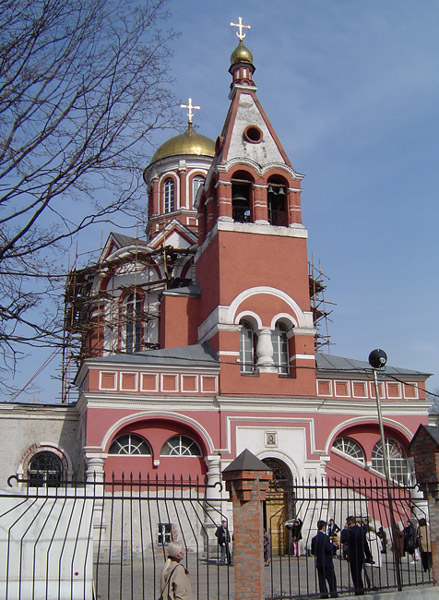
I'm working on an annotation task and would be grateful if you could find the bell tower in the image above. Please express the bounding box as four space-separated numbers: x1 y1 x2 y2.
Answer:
195 19 316 396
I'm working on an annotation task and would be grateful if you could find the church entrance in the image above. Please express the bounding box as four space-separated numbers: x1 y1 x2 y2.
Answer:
263 458 294 555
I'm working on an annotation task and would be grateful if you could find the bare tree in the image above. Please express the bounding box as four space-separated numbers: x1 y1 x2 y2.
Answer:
0 0 178 384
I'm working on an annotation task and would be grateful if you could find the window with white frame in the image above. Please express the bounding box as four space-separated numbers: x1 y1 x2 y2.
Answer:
192 175 205 203
332 437 365 464
109 434 151 455
122 291 143 353
160 435 202 456
239 320 255 374
164 178 175 213
158 523 172 544
271 322 289 375
371 438 412 485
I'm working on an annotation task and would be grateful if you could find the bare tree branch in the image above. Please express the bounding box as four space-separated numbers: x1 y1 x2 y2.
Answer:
0 0 179 385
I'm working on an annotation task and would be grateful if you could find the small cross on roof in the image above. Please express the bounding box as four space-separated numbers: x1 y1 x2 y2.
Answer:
230 16 251 41
180 98 200 125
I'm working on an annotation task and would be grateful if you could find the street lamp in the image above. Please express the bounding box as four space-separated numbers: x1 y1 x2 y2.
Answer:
368 349 402 591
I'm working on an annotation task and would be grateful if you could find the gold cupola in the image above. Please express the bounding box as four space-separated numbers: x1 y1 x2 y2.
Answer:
150 126 215 163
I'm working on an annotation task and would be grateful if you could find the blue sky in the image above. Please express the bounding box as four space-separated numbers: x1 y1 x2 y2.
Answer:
8 0 439 400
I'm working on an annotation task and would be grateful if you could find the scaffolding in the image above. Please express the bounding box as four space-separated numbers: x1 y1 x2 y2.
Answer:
61 241 196 403
308 256 335 352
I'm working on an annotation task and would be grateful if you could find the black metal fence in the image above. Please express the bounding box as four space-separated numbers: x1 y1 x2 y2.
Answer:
0 474 434 600
265 477 433 599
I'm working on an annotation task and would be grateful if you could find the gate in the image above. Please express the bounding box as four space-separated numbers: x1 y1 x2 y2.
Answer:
265 477 433 599
0 474 232 600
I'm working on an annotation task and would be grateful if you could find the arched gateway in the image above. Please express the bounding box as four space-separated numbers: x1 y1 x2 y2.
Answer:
263 457 294 555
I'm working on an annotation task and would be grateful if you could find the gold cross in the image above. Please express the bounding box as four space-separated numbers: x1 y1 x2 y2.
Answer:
180 97 201 125
230 17 251 41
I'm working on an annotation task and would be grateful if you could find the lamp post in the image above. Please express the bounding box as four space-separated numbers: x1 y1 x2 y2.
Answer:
368 349 402 591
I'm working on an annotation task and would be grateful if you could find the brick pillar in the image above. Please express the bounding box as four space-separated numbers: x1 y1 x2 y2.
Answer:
222 449 272 600
409 424 439 585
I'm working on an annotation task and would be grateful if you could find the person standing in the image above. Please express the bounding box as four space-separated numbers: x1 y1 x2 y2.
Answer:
340 516 369 595
160 542 192 600
287 518 303 557
403 519 417 563
377 527 387 554
363 525 381 590
263 529 271 566
417 518 432 572
311 520 338 599
215 519 232 565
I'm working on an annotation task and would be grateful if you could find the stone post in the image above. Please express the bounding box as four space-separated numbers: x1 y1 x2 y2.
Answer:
222 449 272 600
409 424 439 584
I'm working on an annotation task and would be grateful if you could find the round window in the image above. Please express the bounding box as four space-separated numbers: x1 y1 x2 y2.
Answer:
243 126 263 144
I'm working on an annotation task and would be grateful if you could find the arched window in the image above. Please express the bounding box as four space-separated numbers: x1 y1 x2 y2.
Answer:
192 175 205 203
109 434 151 455
28 451 64 487
160 435 202 456
267 179 287 226
164 178 175 213
372 438 411 484
332 437 365 464
232 173 252 223
271 322 289 375
240 320 255 374
122 290 143 353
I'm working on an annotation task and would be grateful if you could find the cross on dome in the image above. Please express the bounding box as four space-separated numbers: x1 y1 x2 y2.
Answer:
230 16 251 41
180 98 201 125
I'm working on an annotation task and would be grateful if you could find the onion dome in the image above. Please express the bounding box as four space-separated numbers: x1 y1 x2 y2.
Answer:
230 40 253 67
151 125 215 163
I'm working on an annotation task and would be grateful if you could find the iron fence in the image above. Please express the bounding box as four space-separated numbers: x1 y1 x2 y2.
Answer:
0 474 434 600
264 477 433 599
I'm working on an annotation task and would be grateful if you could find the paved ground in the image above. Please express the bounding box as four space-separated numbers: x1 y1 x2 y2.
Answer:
93 553 434 600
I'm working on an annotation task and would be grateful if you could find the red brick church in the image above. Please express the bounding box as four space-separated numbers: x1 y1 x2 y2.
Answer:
2 21 430 531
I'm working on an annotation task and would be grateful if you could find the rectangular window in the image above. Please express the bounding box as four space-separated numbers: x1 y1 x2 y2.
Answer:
158 523 172 545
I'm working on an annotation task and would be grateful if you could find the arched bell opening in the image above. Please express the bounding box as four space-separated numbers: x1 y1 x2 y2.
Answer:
231 171 253 223
267 175 288 226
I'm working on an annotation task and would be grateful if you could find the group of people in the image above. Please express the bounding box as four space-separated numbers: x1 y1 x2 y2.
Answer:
393 518 432 572
311 516 380 598
159 515 432 600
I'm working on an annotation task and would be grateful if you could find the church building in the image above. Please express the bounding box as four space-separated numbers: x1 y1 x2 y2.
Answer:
0 21 431 534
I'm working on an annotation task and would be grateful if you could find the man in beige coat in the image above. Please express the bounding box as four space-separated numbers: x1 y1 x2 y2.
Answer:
160 542 192 600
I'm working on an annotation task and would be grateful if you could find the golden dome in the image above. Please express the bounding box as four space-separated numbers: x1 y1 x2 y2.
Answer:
230 40 253 66
151 127 215 162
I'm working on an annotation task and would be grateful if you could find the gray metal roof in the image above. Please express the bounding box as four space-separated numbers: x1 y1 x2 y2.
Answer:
223 449 272 473
316 352 430 377
86 343 219 369
423 425 439 445
110 232 148 248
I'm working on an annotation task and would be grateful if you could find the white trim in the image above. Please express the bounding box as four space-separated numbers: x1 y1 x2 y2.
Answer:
140 373 159 392
334 380 350 398
99 371 117 391
270 312 298 330
324 416 415 454
352 380 369 399
386 381 402 399
228 287 314 329
218 351 240 356
403 382 419 400
120 371 139 392
235 310 263 329
201 375 218 394
290 354 316 362
160 373 178 393
100 411 216 454
181 373 199 393
317 379 333 397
